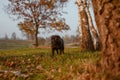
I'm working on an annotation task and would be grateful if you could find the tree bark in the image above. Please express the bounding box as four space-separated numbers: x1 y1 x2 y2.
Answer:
76 0 94 51
85 3 101 50
33 26 39 47
80 9 94 51
92 0 120 79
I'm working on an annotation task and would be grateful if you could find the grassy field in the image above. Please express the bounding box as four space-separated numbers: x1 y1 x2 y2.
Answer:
0 48 100 80
0 39 32 50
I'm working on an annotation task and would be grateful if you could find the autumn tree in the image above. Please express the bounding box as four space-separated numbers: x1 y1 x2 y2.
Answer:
5 0 69 47
18 19 36 40
76 0 94 51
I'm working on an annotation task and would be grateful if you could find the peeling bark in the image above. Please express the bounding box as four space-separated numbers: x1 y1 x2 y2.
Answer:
85 1 101 50
76 0 94 51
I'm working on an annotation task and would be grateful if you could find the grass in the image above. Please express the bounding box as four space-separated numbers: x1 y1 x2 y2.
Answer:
0 39 32 50
0 48 100 80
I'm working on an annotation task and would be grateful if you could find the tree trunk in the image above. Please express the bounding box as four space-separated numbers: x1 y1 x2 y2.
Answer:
34 32 38 47
92 0 120 79
76 0 94 51
80 9 94 51
33 27 39 47
85 3 101 51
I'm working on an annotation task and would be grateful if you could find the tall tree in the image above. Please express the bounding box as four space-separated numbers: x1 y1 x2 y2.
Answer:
5 0 69 47
84 0 101 50
76 0 94 51
92 0 120 79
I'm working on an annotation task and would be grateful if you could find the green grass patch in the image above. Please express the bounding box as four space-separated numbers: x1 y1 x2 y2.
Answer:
0 48 100 80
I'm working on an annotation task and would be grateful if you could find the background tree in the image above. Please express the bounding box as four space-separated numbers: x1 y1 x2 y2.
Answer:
76 0 94 51
91 0 120 79
5 0 69 47
11 32 17 40
4 34 9 40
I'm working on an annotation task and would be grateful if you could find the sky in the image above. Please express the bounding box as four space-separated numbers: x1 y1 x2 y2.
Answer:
0 0 79 39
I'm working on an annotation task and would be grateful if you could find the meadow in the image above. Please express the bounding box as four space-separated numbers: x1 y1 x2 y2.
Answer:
0 47 100 80
0 39 32 50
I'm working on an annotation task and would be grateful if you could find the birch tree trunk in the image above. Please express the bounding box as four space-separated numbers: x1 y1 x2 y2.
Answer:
76 0 94 51
92 0 120 79
85 1 101 50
